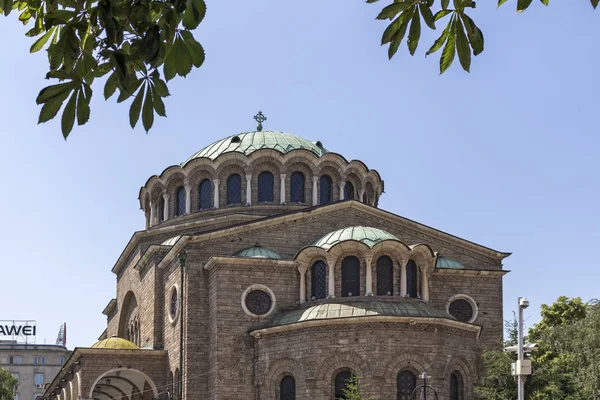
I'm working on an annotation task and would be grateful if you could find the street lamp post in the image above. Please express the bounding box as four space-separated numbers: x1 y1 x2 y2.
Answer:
511 297 532 400
411 373 438 400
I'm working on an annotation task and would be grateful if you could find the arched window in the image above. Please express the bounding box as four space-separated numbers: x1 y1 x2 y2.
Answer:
257 171 274 202
33 356 38 365
159 197 165 222
334 371 353 400
311 260 327 300
176 186 186 216
341 256 360 297
168 371 174 399
450 371 463 400
406 260 418 298
279 375 296 400
376 256 393 296
344 181 354 200
174 369 180 400
397 370 416 400
290 171 305 203
319 175 333 204
199 179 212 210
40 356 46 365
226 174 242 205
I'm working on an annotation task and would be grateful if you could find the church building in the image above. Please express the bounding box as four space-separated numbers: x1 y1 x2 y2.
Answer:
43 115 510 400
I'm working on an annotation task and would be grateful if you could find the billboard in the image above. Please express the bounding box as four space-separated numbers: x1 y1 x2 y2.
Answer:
0 320 36 344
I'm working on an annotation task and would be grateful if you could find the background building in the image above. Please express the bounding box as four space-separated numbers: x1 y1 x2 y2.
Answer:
1 342 70 400
44 120 510 400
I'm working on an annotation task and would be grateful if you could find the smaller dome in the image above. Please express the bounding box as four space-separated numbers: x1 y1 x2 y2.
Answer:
435 257 465 269
91 336 139 349
311 226 399 250
235 246 282 259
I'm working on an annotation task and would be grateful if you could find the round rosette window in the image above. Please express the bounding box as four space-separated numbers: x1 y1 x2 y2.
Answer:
169 285 179 324
241 285 276 318
447 295 478 323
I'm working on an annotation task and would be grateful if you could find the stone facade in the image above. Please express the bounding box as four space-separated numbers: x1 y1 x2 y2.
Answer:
43 130 509 400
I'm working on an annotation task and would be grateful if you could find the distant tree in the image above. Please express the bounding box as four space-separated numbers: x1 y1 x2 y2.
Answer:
0 368 18 400
337 375 376 400
476 296 598 400
1 0 599 137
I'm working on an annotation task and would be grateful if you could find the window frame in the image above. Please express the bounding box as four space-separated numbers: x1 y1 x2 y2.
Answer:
319 175 333 205
175 186 186 216
376 255 394 296
226 174 242 205
289 171 305 203
279 375 296 400
257 171 275 203
310 260 327 300
341 256 361 297
198 179 212 210
406 260 418 298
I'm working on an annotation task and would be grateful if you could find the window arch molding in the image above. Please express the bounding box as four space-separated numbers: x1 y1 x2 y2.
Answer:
396 369 418 400
284 160 314 204
164 175 186 219
186 167 215 211
257 170 276 203
168 284 180 325
442 357 472 400
446 294 478 323
377 353 432 392
264 358 304 400
249 159 282 204
215 161 248 208
315 351 368 397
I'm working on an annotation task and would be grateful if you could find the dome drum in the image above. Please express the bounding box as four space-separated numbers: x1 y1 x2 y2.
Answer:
139 131 384 228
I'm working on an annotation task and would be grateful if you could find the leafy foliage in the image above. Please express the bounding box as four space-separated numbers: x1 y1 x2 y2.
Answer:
476 296 600 400
0 368 18 400
337 375 376 400
0 0 205 137
370 0 599 74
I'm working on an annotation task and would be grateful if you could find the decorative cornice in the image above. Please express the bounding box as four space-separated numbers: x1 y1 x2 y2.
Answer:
433 268 509 277
102 299 117 316
203 256 295 271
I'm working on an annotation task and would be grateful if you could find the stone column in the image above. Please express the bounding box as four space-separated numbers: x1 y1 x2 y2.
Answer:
149 202 154 228
359 189 365 202
280 174 286 204
213 179 220 209
339 182 345 200
163 193 170 221
298 263 308 303
422 269 430 302
312 176 319 206
327 255 336 298
185 181 191 214
400 261 407 297
365 255 373 296
246 174 252 205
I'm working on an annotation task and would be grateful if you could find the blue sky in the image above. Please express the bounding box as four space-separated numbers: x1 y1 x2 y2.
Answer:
0 0 598 349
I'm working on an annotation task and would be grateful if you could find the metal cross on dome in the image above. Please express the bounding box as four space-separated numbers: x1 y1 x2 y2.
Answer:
254 111 267 131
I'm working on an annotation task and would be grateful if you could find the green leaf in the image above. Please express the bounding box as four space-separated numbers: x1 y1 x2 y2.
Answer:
382 16 403 45
366 0 379 3
38 89 71 124
180 30 205 68
376 1 411 20
175 36 193 77
517 0 533 12
440 19 456 74
407 10 421 55
36 82 76 104
460 13 484 55
540 0 549 4
61 89 77 138
152 78 170 97
2 0 14 16
77 84 91 125
129 84 145 128
45 9 75 23
30 27 55 53
142 85 154 132
455 17 471 72
442 0 450 9
104 73 118 100
163 44 177 81
419 3 436 30
426 23 449 56
387 8 412 59
152 86 166 117
591 0 599 8
182 0 206 29
434 9 453 21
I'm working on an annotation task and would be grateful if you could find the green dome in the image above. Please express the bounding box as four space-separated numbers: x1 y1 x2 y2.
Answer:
183 131 328 164
311 226 399 250
435 257 465 269
234 246 282 259
261 300 454 329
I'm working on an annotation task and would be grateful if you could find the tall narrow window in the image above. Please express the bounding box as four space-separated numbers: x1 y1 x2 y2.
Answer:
226 174 242 205
174 369 180 400
159 197 165 222
344 181 354 200
319 175 333 204
257 171 275 202
397 370 416 400
33 356 38 365
176 186 186 216
406 260 418 298
199 179 212 210
335 371 353 400
311 260 327 300
34 373 44 387
40 356 46 365
280 375 296 400
341 256 360 297
290 171 305 203
376 256 393 296
59 356 64 365
450 371 463 400
168 372 174 399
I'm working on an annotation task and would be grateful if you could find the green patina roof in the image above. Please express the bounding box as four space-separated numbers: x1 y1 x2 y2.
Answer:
311 226 399 250
161 235 181 246
262 300 454 329
435 256 465 269
235 246 283 259
183 131 328 164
